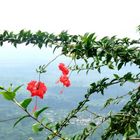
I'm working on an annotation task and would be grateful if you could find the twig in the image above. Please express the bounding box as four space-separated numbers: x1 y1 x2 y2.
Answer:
12 98 65 140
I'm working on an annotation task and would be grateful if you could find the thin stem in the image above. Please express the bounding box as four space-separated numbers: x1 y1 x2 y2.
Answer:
86 109 103 119
68 59 73 67
12 98 65 140
44 53 62 69
38 73 41 82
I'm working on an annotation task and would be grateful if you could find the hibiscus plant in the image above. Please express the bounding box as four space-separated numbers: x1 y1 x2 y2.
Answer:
0 27 140 140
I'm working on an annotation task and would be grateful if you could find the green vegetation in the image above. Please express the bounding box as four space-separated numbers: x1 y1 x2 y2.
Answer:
0 27 140 140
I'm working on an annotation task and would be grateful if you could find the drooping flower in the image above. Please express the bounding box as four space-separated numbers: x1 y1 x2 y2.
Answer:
58 63 65 71
59 75 71 87
27 80 47 99
56 63 71 92
58 63 69 75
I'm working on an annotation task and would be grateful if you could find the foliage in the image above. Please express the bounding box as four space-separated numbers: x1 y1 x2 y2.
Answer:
0 27 140 140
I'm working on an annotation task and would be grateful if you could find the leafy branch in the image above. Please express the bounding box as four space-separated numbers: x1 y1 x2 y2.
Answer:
0 27 140 140
47 72 140 139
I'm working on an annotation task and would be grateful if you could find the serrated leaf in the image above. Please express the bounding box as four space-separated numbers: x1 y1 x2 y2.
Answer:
34 107 49 118
13 115 29 127
20 98 32 109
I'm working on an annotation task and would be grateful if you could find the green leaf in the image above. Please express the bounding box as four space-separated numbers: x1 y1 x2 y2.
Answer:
108 62 114 69
0 41 3 46
32 123 43 133
32 123 40 133
46 122 54 129
39 117 46 124
46 134 55 140
1 91 15 100
113 74 120 79
34 107 49 118
13 115 29 127
13 85 23 93
38 127 44 132
80 105 88 112
118 62 124 70
20 98 32 109
46 122 52 126
0 91 4 94
103 98 114 108
89 122 96 127
106 54 112 64
0 86 4 90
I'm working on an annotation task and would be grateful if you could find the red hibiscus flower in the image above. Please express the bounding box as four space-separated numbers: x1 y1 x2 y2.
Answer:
27 80 47 99
59 75 71 87
56 63 71 92
58 63 69 75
